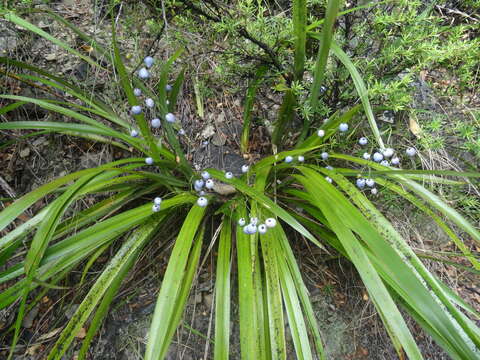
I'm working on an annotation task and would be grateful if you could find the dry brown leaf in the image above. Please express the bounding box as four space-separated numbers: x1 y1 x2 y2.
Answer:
75 327 87 339
37 327 63 341
409 116 422 137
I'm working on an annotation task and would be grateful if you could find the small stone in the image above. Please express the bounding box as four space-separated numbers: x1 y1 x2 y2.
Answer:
20 147 30 158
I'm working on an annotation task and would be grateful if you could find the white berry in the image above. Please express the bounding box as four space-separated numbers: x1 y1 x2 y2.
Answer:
363 152 371 160
154 197 162 205
325 165 334 170
371 188 378 195
145 157 153 165
151 118 161 128
152 204 160 212
317 129 325 137
130 129 139 137
241 164 249 173
321 152 329 160
285 155 293 163
265 218 277 228
197 197 208 207
178 128 185 135
194 179 204 191
358 137 368 145
356 178 366 189
238 218 246 226
366 179 375 187
165 113 176 123
298 155 305 162
246 223 257 234
380 160 389 166
406 147 416 157
258 224 267 234
165 84 172 92
225 172 233 179
205 179 214 189
133 88 142 96
325 176 333 183
339 123 348 132
373 152 384 162
383 148 394 158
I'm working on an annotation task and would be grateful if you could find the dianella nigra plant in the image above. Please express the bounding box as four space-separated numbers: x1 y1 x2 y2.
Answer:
1 1 480 359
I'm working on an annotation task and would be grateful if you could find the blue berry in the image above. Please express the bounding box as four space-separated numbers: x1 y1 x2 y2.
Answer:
152 204 160 212
380 160 389 166
131 105 142 115
145 98 155 108
194 179 204 191
165 84 172 92
356 178 366 189
321 152 329 160
285 155 293 163
165 113 176 123
339 123 348 132
391 157 400 165
138 67 150 79
325 176 333 183
154 197 162 205
145 157 153 165
373 152 383 162
178 128 185 135
201 171 210 180
130 129 139 137
144 56 154 68
151 118 161 128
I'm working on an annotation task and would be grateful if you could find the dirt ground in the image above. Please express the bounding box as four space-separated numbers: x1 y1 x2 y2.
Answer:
1 0 479 359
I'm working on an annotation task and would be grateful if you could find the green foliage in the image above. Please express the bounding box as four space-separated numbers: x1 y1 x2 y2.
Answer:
0 3 479 360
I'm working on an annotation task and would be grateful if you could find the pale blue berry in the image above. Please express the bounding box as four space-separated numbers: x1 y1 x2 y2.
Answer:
250 217 258 225
198 190 206 196
380 160 389 166
359 137 368 145
154 197 162 205
238 218 246 226
133 88 142 96
383 148 394 158
317 129 325 137
356 178 366 189
144 56 154 68
265 218 277 228
151 118 161 128
339 123 348 132
197 196 208 207
406 147 416 157
241 164 249 173
391 157 400 165
298 155 305 162
194 179 204 191
131 105 142 115
321 152 329 160
165 84 172 92
205 179 214 189
371 188 378 195
366 179 375 187
152 204 160 212
138 67 150 79
243 225 251 234
178 128 185 135
258 224 267 234
246 223 257 234
325 165 334 170
201 171 210 180
145 98 155 108
145 157 153 165
325 176 333 183
363 152 371 160
225 171 233 179
373 152 384 162
165 113 176 123
285 155 293 163
130 129 139 137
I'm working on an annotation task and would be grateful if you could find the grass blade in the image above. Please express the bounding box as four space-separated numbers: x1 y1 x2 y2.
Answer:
145 203 206 360
214 218 232 360
272 89 297 148
293 0 307 80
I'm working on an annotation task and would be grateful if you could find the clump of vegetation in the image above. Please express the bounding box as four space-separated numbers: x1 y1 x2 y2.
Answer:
0 1 479 359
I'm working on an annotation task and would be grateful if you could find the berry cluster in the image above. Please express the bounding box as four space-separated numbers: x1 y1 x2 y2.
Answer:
238 217 277 235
